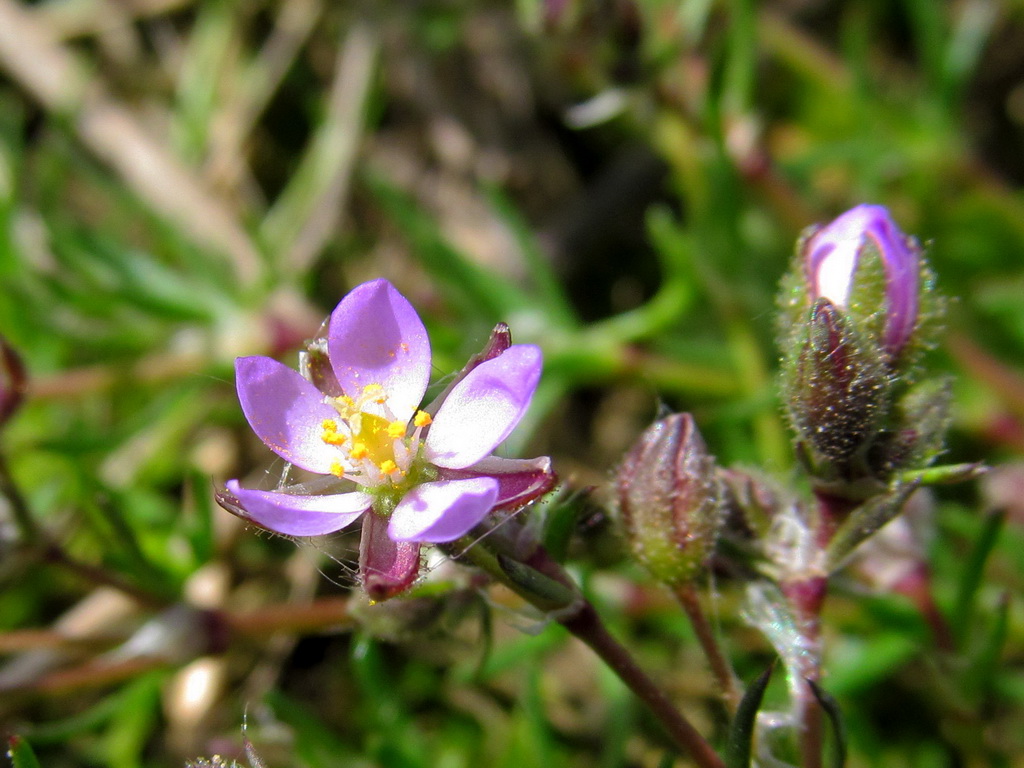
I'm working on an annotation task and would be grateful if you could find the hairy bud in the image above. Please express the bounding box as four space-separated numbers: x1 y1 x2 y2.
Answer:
616 414 722 585
779 204 947 494
786 299 889 469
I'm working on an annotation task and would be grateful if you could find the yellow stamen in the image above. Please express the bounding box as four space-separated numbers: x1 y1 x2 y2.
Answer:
413 410 432 428
336 395 355 410
322 430 347 446
321 418 338 431
349 442 369 461
386 420 407 439
329 460 346 478
379 459 400 476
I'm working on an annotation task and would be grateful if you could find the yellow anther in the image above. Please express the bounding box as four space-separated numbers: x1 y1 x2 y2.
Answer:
336 395 355 410
321 430 347 446
379 459 400 476
321 418 338 432
362 383 384 396
413 410 432 428
329 460 346 478
386 420 407 439
349 442 369 461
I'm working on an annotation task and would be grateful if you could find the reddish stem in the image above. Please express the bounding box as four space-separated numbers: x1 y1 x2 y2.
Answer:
783 576 827 768
672 582 742 711
560 602 726 768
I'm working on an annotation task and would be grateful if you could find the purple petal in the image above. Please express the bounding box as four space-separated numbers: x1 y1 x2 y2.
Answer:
388 477 499 543
225 480 370 536
438 456 556 510
424 345 542 469
327 279 431 422
236 356 341 473
360 510 422 601
424 323 512 418
805 204 919 356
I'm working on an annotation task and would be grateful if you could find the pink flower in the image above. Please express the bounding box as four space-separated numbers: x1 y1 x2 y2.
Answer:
219 279 554 599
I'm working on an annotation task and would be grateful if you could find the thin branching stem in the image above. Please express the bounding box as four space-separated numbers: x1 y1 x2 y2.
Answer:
672 582 743 712
449 535 725 768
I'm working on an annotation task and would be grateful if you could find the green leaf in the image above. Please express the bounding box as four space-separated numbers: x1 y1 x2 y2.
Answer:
969 591 1010 702
952 509 1006 645
725 661 775 768
809 680 848 768
7 736 42 768
103 672 166 768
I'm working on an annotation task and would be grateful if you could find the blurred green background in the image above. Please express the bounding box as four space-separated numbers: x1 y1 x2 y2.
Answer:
0 1 1022 766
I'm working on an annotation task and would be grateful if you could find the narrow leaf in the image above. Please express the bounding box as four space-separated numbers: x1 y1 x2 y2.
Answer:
970 591 1010 700
725 661 775 768
952 509 1006 644
7 736 42 768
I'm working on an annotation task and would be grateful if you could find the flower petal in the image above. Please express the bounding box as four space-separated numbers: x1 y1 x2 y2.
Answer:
224 480 370 536
388 477 499 543
360 510 422 601
328 279 431 422
425 345 542 469
236 356 342 473
438 456 556 510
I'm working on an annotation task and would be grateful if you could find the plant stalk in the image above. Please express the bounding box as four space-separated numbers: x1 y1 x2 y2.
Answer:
672 582 742 712
448 534 725 768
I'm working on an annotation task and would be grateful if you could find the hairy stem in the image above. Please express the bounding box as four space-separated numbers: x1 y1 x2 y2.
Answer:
784 576 826 768
560 601 725 768
449 534 724 768
672 582 742 712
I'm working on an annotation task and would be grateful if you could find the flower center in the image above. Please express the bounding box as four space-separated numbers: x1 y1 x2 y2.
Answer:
319 383 433 490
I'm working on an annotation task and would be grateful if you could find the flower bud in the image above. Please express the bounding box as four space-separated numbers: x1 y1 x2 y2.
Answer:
786 299 889 469
803 204 920 360
616 413 722 585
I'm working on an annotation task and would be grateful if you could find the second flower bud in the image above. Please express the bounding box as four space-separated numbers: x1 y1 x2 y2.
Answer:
616 413 723 586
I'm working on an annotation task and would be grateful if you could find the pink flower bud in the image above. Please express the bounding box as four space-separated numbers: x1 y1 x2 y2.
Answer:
804 204 919 358
616 414 722 585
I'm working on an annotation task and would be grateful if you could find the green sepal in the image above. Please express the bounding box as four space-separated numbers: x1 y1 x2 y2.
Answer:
497 554 578 612
825 481 919 569
725 662 775 768
899 462 987 487
540 487 593 563
844 239 888 348
880 376 953 473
